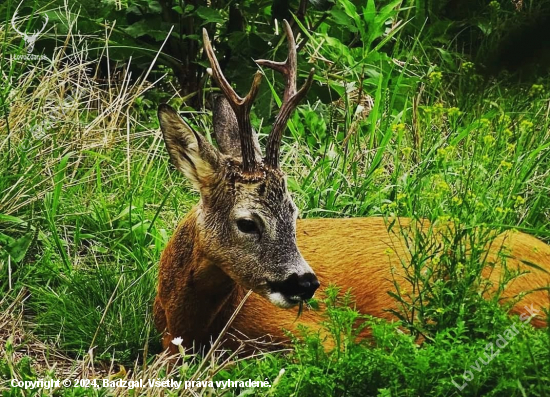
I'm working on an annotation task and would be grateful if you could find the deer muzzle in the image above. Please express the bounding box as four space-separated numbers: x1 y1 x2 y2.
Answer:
266 271 320 308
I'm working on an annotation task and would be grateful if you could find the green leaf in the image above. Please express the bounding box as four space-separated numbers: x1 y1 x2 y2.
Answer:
364 0 377 25
437 48 458 71
124 20 168 41
195 6 224 25
172 5 194 15
0 232 15 246
172 5 184 14
146 0 162 14
0 214 27 226
2 231 34 263
477 21 493 36
330 9 357 32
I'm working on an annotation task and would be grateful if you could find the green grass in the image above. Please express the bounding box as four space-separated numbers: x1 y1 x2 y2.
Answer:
1 0 550 396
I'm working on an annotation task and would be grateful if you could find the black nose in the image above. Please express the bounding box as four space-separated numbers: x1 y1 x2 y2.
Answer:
269 272 320 301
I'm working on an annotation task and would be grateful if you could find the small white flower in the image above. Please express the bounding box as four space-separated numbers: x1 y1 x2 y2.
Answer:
272 368 285 388
171 337 183 346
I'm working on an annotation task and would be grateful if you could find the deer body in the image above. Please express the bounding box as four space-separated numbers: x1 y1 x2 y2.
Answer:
154 21 550 354
154 213 550 353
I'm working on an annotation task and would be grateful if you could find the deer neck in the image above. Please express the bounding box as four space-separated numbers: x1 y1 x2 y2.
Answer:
171 208 245 347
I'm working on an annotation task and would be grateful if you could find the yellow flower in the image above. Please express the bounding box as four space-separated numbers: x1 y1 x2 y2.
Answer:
373 168 385 179
500 160 513 170
499 114 511 125
429 71 442 84
433 103 445 115
392 123 406 133
447 107 461 117
437 147 447 158
435 179 450 192
514 195 525 207
479 118 491 130
462 61 475 73
489 0 500 10
437 215 451 223
520 120 534 132
452 196 463 205
483 135 496 145
529 84 544 97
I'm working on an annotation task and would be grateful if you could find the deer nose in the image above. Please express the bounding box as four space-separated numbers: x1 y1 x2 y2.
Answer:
269 272 320 301
296 274 321 299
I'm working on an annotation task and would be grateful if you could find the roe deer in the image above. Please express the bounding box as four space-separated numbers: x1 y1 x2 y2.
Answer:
153 21 550 354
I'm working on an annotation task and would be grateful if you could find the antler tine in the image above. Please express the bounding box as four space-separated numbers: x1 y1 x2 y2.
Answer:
11 4 26 36
36 14 49 35
256 20 315 169
203 28 262 173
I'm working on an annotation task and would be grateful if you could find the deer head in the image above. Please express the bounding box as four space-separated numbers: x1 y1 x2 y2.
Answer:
11 1 48 54
158 21 319 308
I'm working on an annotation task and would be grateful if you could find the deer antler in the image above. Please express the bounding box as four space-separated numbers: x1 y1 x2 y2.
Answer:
203 28 263 173
32 13 49 38
256 20 314 169
11 1 49 53
11 2 26 37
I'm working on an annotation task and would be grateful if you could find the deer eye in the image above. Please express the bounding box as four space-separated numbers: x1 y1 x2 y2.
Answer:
236 219 260 235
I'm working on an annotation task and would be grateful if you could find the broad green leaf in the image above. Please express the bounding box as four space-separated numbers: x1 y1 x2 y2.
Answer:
0 214 27 226
172 5 194 15
2 231 34 263
172 5 184 14
330 9 358 33
195 6 224 25
124 20 168 41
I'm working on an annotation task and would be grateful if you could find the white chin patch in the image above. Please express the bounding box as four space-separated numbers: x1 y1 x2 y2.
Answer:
267 292 298 308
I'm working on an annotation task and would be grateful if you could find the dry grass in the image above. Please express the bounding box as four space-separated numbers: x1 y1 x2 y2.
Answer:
0 6 171 216
0 286 284 396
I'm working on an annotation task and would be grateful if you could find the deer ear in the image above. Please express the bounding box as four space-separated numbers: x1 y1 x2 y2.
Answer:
158 104 220 190
212 95 262 160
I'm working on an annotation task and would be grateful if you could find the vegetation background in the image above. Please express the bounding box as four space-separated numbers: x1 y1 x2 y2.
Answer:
1 0 550 395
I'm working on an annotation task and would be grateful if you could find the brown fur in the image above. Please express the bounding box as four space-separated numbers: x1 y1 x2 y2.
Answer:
154 214 550 353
